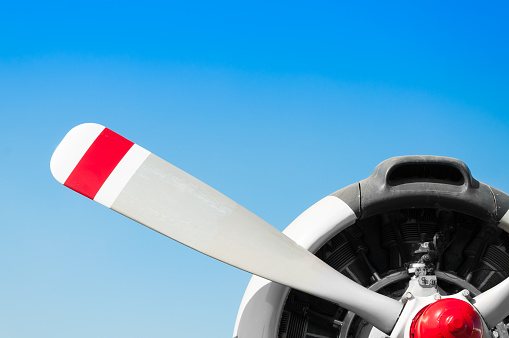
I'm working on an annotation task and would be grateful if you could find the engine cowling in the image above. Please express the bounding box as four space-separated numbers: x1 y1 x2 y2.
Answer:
234 156 509 338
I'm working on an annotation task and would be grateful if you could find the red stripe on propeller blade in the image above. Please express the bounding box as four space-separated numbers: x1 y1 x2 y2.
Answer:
64 128 134 199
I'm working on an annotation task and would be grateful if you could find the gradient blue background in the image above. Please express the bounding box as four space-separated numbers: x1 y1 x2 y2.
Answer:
1 1 508 337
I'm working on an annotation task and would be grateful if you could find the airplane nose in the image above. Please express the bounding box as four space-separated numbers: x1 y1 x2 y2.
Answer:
409 298 483 338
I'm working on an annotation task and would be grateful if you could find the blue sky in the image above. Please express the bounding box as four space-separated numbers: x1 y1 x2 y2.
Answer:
1 1 508 337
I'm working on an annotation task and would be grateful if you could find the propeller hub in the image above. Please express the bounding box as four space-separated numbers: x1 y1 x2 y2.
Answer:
447 315 467 334
409 298 483 338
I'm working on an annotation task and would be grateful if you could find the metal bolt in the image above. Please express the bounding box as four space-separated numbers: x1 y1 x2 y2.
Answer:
462 290 470 298
405 292 413 299
433 293 441 300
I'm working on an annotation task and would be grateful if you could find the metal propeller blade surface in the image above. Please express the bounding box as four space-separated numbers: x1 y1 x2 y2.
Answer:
50 123 403 333
473 276 509 328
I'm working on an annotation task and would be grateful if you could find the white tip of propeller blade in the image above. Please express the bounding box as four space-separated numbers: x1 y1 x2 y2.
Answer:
474 277 509 328
50 123 105 184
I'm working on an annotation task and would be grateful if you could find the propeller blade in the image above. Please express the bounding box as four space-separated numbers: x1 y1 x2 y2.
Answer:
50 123 403 333
473 276 509 328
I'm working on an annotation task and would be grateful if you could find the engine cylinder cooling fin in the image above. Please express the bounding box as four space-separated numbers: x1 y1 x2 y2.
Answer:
381 209 441 269
459 241 509 292
280 311 307 338
278 292 343 338
381 223 402 270
318 234 372 287
399 209 438 243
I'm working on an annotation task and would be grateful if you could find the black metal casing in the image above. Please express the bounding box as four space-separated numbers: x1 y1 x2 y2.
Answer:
332 156 509 224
